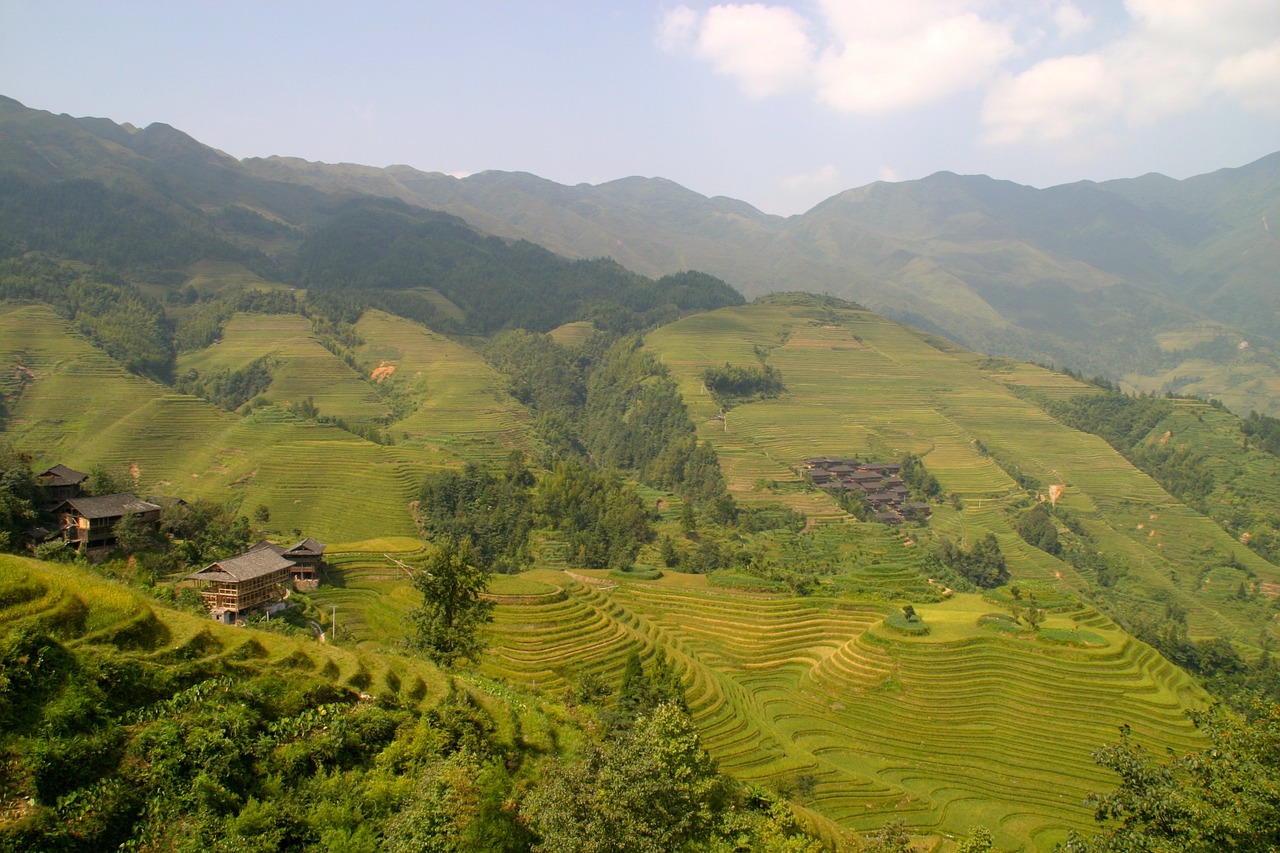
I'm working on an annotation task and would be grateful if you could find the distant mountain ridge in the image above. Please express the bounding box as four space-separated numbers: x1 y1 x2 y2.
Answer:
247 151 1280 414
2 94 1278 411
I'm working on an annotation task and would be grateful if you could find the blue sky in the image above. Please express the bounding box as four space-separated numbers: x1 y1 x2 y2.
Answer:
2 1 1276 215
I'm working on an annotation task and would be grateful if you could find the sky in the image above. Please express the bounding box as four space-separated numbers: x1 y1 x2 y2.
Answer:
1 1 1277 215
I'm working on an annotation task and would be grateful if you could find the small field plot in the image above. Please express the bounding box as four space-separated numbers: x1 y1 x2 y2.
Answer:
179 313 390 424
353 310 530 465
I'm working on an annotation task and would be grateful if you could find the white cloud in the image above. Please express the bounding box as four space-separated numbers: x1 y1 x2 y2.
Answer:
1052 2 1092 39
878 165 900 182
660 1 1019 112
983 0 1280 144
657 5 699 53
692 4 816 98
661 0 1279 149
814 2 1017 113
1214 41 1280 114
984 54 1123 144
781 163 840 191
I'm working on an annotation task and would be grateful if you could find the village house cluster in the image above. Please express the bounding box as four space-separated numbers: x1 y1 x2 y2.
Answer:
802 457 930 524
35 463 324 625
185 538 326 625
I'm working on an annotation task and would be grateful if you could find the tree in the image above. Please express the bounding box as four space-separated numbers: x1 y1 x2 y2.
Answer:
0 442 36 550
522 703 732 853
1062 706 1280 852
86 464 129 496
113 512 158 553
958 825 994 853
406 538 494 667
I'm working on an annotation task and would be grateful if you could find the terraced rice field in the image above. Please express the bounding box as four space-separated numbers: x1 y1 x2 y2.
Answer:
474 570 1206 849
0 305 425 542
645 297 1280 643
0 304 225 460
0 553 451 712
178 313 391 424
353 310 530 465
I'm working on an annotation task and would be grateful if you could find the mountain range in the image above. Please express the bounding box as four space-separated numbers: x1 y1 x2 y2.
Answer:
2 94 1279 413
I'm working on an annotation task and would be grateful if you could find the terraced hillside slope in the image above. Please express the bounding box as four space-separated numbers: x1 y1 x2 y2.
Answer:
313 555 1207 849
0 552 577 851
0 303 532 541
644 295 1280 649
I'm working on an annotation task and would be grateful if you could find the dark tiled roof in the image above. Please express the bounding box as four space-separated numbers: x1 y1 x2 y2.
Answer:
247 539 287 556
38 464 88 487
187 550 295 583
59 493 161 520
285 538 326 556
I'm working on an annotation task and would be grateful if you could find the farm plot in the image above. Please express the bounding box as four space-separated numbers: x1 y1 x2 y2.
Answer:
178 313 391 424
353 310 530 465
476 573 1206 848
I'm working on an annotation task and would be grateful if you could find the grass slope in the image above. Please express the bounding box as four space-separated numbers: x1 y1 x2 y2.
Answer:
352 309 530 465
318 554 1206 849
177 312 392 424
0 305 425 542
643 295 1280 647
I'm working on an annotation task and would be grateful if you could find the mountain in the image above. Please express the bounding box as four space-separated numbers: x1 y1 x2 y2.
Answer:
0 96 742 338
4 93 1277 410
246 150 1280 415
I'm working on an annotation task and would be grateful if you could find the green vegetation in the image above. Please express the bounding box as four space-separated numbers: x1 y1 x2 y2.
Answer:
295 199 743 335
938 533 1008 588
406 537 495 666
418 458 535 574
4 103 1280 849
1063 706 1280 852
703 362 784 406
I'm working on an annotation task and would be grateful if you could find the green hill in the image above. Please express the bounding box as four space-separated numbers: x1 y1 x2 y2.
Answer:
643 295 1280 648
251 151 1280 415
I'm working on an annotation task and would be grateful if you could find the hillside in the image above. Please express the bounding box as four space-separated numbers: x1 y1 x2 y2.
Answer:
4 93 1277 412
247 152 1280 416
0 302 529 542
644 295 1280 649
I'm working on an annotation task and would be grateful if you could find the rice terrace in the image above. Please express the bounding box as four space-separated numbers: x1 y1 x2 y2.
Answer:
2 88 1280 852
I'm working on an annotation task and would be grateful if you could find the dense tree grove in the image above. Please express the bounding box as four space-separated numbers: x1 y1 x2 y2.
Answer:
418 458 536 574
0 441 36 550
898 453 941 501
483 331 731 512
937 533 1008 588
534 462 651 570
175 355 275 411
1014 503 1060 555
702 362 784 404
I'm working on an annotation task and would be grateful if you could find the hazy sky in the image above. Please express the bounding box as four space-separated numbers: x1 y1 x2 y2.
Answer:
2 1 1277 215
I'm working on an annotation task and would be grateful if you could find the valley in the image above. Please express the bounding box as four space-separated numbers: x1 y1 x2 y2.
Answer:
2 94 1280 851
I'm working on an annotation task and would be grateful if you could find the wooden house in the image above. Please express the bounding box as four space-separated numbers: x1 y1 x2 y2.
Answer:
186 550 295 624
36 464 88 506
56 493 161 549
247 537 326 586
